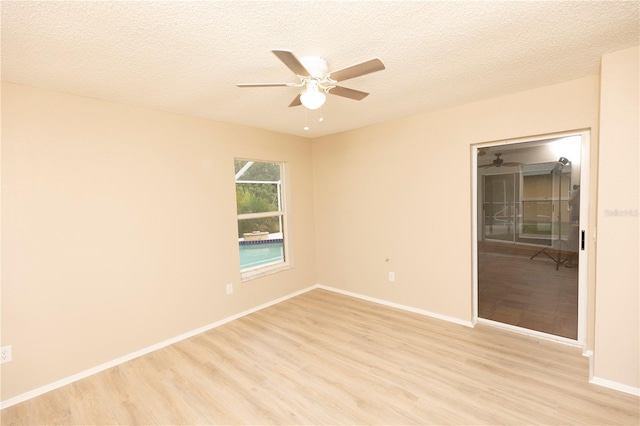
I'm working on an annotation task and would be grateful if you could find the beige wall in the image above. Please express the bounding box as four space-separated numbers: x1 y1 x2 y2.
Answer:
594 46 639 389
0 82 317 399
313 76 600 323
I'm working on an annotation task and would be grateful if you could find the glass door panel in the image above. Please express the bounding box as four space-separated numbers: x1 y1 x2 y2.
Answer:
483 173 516 242
477 135 582 340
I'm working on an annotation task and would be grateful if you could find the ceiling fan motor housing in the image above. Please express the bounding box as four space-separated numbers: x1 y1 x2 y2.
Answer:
298 56 329 77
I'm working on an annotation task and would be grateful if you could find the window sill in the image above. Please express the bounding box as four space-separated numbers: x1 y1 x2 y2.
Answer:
240 262 292 282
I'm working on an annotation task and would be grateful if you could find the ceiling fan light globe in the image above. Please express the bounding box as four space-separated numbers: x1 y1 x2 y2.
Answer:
300 90 326 110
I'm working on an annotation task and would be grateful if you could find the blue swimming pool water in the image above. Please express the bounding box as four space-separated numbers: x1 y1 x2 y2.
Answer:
239 241 284 269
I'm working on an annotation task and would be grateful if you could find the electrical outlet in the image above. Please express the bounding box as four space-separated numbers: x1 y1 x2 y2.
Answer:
388 272 396 282
1 345 12 364
226 283 233 295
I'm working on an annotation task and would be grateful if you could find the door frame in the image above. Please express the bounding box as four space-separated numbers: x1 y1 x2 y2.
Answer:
471 130 590 346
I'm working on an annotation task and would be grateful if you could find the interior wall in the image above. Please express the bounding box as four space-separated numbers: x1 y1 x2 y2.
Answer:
312 75 600 328
594 46 639 390
0 82 317 400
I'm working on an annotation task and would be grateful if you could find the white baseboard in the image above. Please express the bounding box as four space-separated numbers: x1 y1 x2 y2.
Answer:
316 284 474 328
583 349 594 380
0 285 317 410
590 376 640 397
583 350 640 397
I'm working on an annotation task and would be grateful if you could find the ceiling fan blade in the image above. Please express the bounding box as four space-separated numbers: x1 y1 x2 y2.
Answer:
288 93 302 107
329 58 385 82
328 86 369 101
502 162 523 167
236 83 292 87
272 50 311 77
479 164 495 168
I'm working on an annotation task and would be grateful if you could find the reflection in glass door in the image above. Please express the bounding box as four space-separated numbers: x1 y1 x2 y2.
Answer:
483 173 517 242
476 134 584 341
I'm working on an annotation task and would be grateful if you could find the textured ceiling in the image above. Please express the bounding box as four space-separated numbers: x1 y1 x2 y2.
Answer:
2 1 638 138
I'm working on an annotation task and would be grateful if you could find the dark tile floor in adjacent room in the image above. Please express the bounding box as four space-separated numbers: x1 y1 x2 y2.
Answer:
478 243 578 339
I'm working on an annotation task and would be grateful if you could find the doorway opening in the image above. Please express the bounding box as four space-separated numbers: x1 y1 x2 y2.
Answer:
473 131 589 344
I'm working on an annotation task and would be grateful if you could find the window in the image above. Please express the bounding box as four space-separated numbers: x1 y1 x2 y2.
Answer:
520 164 572 243
235 160 288 278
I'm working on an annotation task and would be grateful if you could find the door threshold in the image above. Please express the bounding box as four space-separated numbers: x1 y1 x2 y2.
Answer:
476 317 583 348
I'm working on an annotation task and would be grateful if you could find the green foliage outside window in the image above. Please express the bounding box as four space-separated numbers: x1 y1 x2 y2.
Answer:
235 160 283 238
234 160 280 181
236 183 278 213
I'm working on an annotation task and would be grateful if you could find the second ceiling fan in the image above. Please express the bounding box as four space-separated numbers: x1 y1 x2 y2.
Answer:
479 153 523 168
236 50 385 110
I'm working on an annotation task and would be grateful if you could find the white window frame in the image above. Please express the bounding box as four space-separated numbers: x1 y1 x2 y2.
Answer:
235 159 290 281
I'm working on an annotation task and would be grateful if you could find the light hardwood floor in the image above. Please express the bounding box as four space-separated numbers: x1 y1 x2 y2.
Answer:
2 289 638 425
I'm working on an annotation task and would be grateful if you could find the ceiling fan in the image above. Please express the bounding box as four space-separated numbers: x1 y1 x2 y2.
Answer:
236 50 385 110
479 153 523 168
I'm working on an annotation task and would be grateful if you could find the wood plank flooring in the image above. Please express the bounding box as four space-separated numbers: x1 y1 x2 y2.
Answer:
2 289 638 425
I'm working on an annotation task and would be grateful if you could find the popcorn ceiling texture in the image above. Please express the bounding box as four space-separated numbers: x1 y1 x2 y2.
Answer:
2 1 638 137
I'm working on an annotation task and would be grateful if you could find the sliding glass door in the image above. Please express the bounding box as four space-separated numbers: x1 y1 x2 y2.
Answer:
476 133 586 341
